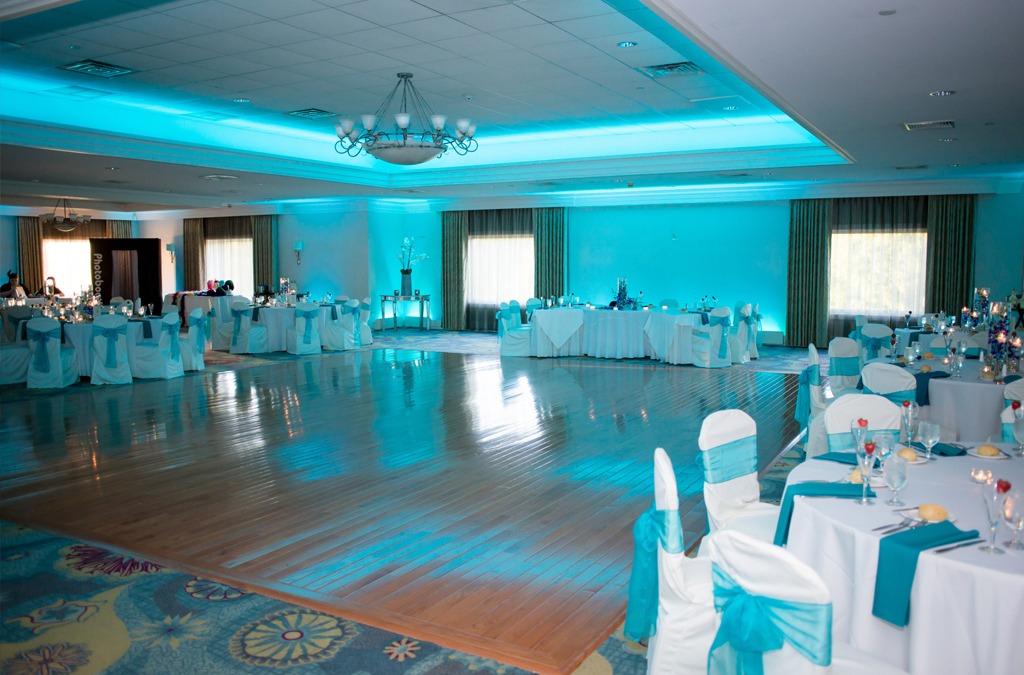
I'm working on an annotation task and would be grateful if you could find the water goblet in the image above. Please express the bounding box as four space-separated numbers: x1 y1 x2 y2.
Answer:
884 456 908 506
905 349 917 370
913 342 923 359
856 442 876 505
917 421 940 460
952 352 965 378
1014 417 1024 458
873 431 895 476
900 401 919 445
980 480 1006 555
850 418 868 452
1002 491 1024 550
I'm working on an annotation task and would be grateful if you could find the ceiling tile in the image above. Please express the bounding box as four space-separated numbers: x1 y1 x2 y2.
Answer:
411 0 506 13
341 0 439 25
554 13 642 40
431 33 515 58
69 24 167 50
240 68 305 87
240 47 314 69
335 27 422 51
161 2 266 31
191 54 264 76
375 42 458 66
516 0 616 22
279 8 376 36
452 4 547 32
177 31 266 55
391 15 481 42
491 23 576 49
112 13 214 41
226 21 319 46
219 0 330 21
133 41 222 64
284 37 366 60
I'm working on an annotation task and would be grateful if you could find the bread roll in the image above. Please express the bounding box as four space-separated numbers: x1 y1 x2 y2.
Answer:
897 448 919 461
919 364 932 373
923 351 934 359
977 444 1001 457
849 468 864 484
917 503 948 522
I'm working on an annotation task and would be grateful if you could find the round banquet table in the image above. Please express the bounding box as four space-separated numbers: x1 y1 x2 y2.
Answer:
784 447 1024 675
581 309 651 359
251 305 338 352
903 356 1007 442
63 318 162 376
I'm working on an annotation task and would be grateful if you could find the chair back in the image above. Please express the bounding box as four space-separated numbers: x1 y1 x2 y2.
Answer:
862 362 917 406
92 313 129 365
508 299 523 327
699 410 759 532
524 298 543 322
187 308 207 348
827 336 861 392
732 303 754 364
705 530 832 674
1005 379 1024 408
795 345 823 429
294 301 321 345
924 333 950 355
858 322 894 363
1002 405 1019 443
158 312 182 361
694 306 732 366
110 296 125 307
4 305 34 343
823 393 901 452
26 316 63 375
229 299 254 346
659 298 680 309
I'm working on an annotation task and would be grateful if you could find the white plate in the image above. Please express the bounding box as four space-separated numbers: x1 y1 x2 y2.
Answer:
966 447 1010 460
838 474 888 488
905 507 956 524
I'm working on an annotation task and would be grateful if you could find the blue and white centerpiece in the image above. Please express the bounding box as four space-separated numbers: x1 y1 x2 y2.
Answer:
613 278 640 310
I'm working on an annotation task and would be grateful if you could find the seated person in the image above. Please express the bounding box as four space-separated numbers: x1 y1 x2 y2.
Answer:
36 276 63 297
0 270 27 299
217 280 234 296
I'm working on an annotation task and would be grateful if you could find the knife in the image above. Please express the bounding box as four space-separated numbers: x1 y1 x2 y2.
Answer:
933 538 984 554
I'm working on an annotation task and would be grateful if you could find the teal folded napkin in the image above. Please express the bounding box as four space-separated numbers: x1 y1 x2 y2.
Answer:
814 451 859 465
910 441 965 457
872 521 979 627
774 483 874 546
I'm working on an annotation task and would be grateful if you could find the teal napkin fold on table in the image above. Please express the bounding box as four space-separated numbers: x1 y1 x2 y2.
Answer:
774 483 874 546
814 451 859 465
872 521 980 627
910 441 965 456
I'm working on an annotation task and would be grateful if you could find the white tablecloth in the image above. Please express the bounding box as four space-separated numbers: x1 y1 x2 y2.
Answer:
582 309 651 359
785 449 1024 675
63 318 162 376
644 312 702 364
531 308 584 357
907 357 1005 442
252 305 337 352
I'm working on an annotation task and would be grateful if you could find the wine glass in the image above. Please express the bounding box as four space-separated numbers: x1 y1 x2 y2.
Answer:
856 442 876 505
850 419 868 452
917 421 940 460
900 402 919 445
980 481 1006 555
1014 417 1024 458
953 352 965 378
905 348 917 370
1003 492 1024 550
873 431 895 476
884 456 908 506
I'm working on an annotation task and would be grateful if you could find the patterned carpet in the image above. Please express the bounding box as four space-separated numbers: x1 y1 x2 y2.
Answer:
1 331 806 674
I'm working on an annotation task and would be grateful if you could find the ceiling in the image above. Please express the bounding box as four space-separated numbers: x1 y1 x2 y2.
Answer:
1 0 1022 216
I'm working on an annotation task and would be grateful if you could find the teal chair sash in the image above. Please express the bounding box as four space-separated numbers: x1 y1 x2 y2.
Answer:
828 427 900 452
192 316 208 344
207 306 216 318
496 307 512 337
161 322 181 360
795 365 821 429
296 308 318 344
709 315 731 359
862 385 917 408
1004 422 1016 443
28 327 60 373
345 304 362 346
739 314 756 350
230 307 250 346
829 355 860 377
701 435 757 484
623 503 684 642
709 564 831 675
93 323 127 369
861 336 884 361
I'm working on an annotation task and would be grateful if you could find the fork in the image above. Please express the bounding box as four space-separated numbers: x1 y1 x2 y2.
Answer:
880 520 929 536
873 516 912 532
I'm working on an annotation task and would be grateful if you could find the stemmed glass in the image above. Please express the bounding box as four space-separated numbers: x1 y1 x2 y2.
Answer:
850 418 868 452
884 456 908 506
917 421 940 460
950 351 965 378
1013 417 1024 458
900 402 919 445
873 431 895 476
856 442 876 505
980 480 1006 555
905 348 918 370
1003 492 1024 550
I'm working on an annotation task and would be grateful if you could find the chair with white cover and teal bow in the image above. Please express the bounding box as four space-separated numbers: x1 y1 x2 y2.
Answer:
26 317 78 389
1000 405 1021 443
0 342 31 384
209 296 234 351
797 344 830 443
810 393 901 459
525 297 543 322
287 302 322 355
705 529 909 675
90 313 132 385
228 299 268 355
132 313 184 380
358 297 374 346
698 410 780 548
729 303 759 364
635 448 716 675
861 363 916 408
856 323 893 367
495 302 531 357
1005 379 1024 408
827 337 861 396
180 308 207 371
319 303 349 351
693 307 732 368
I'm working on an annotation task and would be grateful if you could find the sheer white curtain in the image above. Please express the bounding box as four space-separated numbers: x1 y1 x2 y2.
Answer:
466 235 534 330
42 239 91 295
829 231 927 316
205 238 253 299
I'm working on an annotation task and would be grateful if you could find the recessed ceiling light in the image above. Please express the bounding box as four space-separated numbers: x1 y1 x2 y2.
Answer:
617 41 638 48
68 45 80 50
723 105 738 111
878 9 896 16
929 90 956 97
106 166 119 171
948 163 963 167
232 98 251 104
201 174 237 181
938 137 958 142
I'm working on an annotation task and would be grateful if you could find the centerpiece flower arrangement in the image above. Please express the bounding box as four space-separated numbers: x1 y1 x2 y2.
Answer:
398 236 427 273
700 295 717 311
613 278 638 310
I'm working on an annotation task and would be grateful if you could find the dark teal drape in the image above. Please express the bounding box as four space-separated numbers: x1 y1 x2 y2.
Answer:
786 199 832 347
925 194 975 315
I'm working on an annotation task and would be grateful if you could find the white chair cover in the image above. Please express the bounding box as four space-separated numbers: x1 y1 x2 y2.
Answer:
796 344 828 432
924 333 950 355
1005 379 1024 407
133 313 184 380
358 297 373 346
692 307 732 368
228 299 268 355
861 362 917 407
286 302 322 355
495 303 531 357
26 317 78 389
209 295 234 351
857 323 894 365
525 297 543 321
319 303 349 351
1000 405 1019 443
336 299 360 350
3 305 34 344
644 448 717 675
660 298 680 309
180 308 207 371
729 303 756 364
816 393 901 457
827 337 861 395
0 344 31 384
109 296 125 306
508 299 523 328
705 531 910 675
698 410 780 544
90 314 132 385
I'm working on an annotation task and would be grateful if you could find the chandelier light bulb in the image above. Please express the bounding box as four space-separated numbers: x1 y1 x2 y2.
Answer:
361 115 376 131
467 123 477 138
430 114 446 131
456 118 470 134
394 112 411 130
339 118 354 135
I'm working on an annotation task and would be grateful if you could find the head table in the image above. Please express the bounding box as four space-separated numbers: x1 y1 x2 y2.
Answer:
784 446 1023 675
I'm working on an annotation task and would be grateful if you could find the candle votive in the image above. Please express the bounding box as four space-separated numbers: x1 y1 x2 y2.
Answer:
970 467 993 484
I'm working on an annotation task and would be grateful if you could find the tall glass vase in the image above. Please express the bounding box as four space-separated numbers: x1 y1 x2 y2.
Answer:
400 270 412 297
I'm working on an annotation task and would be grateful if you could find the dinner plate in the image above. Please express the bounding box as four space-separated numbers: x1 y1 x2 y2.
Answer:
966 447 1010 460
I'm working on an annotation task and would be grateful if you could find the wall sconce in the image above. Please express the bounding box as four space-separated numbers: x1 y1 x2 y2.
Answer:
165 243 176 263
294 241 303 265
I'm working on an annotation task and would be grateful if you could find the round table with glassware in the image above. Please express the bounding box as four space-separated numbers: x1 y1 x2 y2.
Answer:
781 446 1024 675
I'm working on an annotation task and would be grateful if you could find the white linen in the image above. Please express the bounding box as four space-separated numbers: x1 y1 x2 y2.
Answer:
26 317 78 389
828 337 862 394
531 308 584 356
253 305 335 352
862 362 916 399
691 306 731 369
784 450 1024 675
644 312 701 363
132 314 184 380
0 344 30 383
582 310 650 359
64 318 161 377
286 302 323 355
89 314 133 385
925 358 1005 441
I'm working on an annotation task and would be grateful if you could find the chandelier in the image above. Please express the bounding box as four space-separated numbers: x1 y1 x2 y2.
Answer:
334 72 478 166
40 198 91 232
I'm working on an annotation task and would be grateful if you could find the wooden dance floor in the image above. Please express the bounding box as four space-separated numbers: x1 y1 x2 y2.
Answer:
0 349 799 673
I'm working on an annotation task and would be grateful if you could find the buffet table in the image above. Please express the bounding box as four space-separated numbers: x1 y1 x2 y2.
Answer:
529 308 705 362
784 449 1023 675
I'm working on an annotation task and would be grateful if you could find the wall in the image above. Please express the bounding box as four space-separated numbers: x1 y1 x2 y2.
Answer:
567 202 791 334
367 205 442 328
974 192 1024 297
277 208 370 303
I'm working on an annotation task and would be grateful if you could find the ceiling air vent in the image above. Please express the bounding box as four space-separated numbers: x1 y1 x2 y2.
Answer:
903 120 955 131
287 108 337 120
636 61 703 79
60 60 133 78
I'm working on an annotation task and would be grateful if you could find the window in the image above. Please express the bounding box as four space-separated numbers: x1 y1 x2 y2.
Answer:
42 239 92 295
829 231 927 316
466 235 535 306
205 238 253 299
